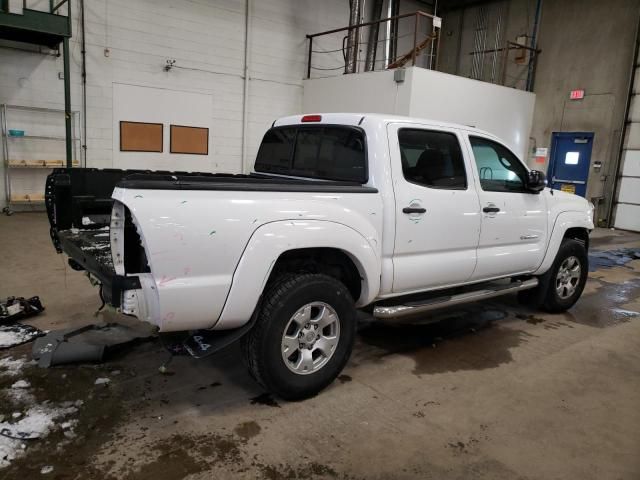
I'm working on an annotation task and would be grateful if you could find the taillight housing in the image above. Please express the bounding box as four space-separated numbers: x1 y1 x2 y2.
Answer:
301 114 322 122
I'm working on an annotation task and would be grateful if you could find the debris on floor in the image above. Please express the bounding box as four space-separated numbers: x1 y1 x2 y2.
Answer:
0 402 80 468
0 357 28 377
0 324 44 350
0 297 44 325
32 322 156 368
589 248 640 271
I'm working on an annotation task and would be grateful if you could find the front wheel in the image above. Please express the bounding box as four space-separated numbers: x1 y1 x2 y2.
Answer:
519 238 588 312
242 273 356 400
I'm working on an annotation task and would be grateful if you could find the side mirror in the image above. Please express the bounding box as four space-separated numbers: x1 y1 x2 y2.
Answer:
526 170 547 193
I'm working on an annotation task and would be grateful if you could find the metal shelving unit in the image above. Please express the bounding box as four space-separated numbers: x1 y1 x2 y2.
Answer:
1 104 81 214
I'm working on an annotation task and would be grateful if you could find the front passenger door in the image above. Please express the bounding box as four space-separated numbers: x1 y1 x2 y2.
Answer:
467 135 548 280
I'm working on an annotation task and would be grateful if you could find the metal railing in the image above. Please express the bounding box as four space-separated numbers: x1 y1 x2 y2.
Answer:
3 0 70 15
468 40 540 91
306 11 440 79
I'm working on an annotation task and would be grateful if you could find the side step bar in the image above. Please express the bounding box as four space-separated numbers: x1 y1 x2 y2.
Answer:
373 278 539 319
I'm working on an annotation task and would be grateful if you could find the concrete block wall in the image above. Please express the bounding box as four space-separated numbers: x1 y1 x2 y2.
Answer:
0 0 352 208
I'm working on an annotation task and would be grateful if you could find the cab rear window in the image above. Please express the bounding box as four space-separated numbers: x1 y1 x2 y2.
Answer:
255 126 367 183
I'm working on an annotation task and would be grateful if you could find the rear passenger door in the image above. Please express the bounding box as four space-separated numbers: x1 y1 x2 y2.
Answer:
466 134 548 280
388 123 482 293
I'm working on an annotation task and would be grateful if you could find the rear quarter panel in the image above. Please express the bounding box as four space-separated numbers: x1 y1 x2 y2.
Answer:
112 187 383 331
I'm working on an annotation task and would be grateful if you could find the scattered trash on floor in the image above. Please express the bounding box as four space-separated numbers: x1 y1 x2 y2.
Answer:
0 403 79 468
11 380 30 389
0 297 44 325
589 248 640 271
94 377 110 385
0 357 28 377
0 324 44 350
32 322 155 368
611 308 639 318
40 465 54 474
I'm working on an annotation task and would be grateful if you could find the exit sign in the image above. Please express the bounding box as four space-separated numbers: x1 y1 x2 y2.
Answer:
570 89 585 100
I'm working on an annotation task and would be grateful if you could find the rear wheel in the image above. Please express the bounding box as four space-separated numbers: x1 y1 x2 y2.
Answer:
242 273 356 400
518 238 588 312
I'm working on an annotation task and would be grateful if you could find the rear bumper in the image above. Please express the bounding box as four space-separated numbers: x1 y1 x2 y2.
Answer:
58 229 140 307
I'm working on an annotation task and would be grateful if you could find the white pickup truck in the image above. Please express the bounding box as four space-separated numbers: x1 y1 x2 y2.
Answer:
46 113 594 399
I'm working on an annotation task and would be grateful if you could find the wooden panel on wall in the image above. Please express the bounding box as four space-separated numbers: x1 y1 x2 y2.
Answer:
170 125 209 155
120 121 163 152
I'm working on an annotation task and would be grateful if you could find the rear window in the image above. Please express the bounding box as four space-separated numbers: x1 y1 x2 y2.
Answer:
254 126 367 183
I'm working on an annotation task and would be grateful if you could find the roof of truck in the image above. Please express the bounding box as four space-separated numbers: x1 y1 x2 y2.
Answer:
274 113 500 140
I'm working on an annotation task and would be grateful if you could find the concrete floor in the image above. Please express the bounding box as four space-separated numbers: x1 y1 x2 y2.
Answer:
1 213 639 480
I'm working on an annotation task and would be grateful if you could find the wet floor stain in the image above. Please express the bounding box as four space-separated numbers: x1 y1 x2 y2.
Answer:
234 420 262 442
357 307 534 375
515 313 545 324
588 248 640 271
122 432 243 480
337 374 352 383
121 430 344 480
250 392 281 408
563 277 640 328
256 461 339 480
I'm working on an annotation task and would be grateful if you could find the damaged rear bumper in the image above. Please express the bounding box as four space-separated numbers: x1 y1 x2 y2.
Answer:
57 229 141 307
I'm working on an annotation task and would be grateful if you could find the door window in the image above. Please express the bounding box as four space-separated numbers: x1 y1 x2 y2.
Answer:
398 129 467 189
565 152 580 165
470 136 528 193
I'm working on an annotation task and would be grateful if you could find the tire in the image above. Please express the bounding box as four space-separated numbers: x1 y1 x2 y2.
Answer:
242 273 356 400
519 238 588 313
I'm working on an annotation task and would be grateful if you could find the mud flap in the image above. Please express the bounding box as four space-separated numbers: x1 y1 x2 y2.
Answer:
183 314 258 359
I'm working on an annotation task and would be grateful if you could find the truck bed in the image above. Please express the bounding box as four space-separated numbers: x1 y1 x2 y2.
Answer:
46 168 377 251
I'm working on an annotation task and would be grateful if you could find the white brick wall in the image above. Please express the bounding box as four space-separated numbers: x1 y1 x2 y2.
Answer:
0 0 351 207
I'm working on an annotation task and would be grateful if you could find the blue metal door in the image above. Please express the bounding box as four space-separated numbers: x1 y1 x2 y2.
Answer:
547 132 594 197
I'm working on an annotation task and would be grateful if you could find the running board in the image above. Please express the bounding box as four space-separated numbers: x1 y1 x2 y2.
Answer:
373 278 539 319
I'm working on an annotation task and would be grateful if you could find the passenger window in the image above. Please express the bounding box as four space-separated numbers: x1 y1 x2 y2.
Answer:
398 129 467 189
470 136 528 192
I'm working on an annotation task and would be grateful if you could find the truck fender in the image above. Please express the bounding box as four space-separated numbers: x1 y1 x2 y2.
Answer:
214 220 381 330
533 210 594 275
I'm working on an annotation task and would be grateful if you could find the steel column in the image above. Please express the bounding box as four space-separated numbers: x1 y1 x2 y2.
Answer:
63 36 72 168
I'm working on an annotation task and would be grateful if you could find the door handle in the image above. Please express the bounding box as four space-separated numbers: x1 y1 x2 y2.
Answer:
482 206 500 213
402 207 426 214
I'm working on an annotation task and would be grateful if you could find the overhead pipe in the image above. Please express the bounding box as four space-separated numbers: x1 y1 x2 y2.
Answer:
345 0 362 74
80 0 87 165
241 0 252 173
525 0 542 92
364 0 384 72
387 0 400 67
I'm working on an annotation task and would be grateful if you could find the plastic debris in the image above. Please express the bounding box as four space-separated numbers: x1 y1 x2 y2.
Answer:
41 465 54 474
0 324 44 349
0 297 44 325
94 377 110 385
32 322 155 368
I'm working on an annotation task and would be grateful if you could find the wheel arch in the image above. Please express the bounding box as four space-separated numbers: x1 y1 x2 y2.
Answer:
534 211 593 275
563 226 590 252
214 220 381 330
266 247 363 302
